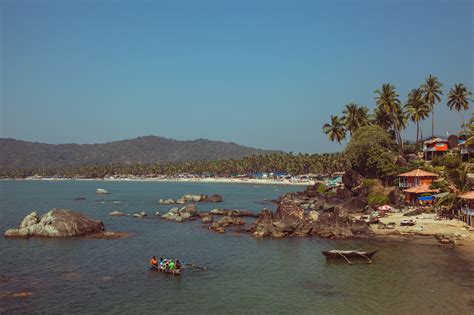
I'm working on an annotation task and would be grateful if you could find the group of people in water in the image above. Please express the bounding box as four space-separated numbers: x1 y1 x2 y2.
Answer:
150 256 181 271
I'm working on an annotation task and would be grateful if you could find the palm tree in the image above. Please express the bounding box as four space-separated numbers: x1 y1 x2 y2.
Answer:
374 83 405 153
421 74 443 137
405 88 430 150
447 83 472 133
323 115 346 144
342 103 370 136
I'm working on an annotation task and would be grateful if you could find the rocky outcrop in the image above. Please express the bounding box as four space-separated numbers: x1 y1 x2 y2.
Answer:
208 216 245 233
4 209 106 238
159 194 223 204
387 187 404 206
161 204 197 222
247 206 370 239
96 188 110 194
342 169 364 191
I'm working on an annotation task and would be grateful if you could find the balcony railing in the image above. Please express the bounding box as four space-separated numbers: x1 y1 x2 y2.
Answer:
399 182 419 188
461 206 474 216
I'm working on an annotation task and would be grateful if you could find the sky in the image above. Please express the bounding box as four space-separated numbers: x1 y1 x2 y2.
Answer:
1 0 473 153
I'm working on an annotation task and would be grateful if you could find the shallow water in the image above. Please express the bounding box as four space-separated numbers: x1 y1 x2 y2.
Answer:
0 180 473 314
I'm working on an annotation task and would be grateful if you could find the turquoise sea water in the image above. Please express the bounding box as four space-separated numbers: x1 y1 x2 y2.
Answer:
0 180 473 314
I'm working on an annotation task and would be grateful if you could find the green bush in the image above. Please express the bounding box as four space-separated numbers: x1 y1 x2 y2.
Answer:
367 192 389 206
315 183 327 193
362 179 378 187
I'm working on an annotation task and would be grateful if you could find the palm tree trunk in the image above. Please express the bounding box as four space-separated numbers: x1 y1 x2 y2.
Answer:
432 109 435 138
416 121 420 151
460 112 467 134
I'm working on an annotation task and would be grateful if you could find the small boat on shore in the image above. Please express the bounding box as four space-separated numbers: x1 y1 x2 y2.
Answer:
322 250 377 264
150 264 181 275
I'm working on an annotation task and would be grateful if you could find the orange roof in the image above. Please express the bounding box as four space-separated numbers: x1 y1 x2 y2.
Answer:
460 191 474 200
398 169 439 178
424 137 448 144
403 185 440 194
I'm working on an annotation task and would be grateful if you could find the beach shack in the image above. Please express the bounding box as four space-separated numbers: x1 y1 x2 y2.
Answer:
398 169 439 188
459 135 474 161
423 137 449 161
460 191 474 227
398 169 439 205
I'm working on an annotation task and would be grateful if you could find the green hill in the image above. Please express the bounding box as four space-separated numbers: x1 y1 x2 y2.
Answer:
0 136 281 169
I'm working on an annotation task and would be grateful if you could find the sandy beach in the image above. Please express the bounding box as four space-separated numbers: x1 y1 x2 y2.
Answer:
17 177 316 186
364 212 474 243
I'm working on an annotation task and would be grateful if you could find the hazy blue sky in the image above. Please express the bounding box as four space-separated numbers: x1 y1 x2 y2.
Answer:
1 0 473 153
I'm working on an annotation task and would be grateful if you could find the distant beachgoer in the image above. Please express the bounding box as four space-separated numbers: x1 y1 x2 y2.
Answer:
175 260 181 270
159 257 164 266
169 260 175 270
150 256 158 268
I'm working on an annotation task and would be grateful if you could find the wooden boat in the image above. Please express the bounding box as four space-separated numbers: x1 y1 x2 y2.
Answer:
322 250 377 264
150 264 181 275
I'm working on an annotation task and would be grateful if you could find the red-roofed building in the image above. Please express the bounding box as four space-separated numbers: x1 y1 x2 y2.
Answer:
398 169 439 188
423 137 449 161
398 169 440 205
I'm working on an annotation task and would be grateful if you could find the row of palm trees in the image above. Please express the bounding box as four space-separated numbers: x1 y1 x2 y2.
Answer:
0 152 351 178
323 75 472 152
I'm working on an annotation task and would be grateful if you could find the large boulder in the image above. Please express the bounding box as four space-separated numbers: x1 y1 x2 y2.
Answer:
274 201 304 227
96 188 110 194
342 169 364 191
311 207 369 239
178 204 197 217
4 209 105 238
386 187 404 206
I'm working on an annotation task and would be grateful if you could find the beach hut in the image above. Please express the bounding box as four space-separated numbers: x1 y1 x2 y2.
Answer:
398 169 439 189
402 185 440 205
459 191 474 227
423 137 449 161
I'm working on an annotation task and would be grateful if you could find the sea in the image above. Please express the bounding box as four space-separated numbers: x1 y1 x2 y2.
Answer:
0 180 473 314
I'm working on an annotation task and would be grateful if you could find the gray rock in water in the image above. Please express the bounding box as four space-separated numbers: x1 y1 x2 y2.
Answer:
169 207 179 214
140 212 147 217
96 188 110 194
174 216 184 222
201 215 213 224
178 204 197 217
159 199 176 204
109 211 127 216
4 209 105 238
155 211 160 216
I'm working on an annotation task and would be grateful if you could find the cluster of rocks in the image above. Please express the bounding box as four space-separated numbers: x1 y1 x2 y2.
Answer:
434 233 460 246
3 209 126 239
160 204 198 222
208 216 246 233
276 169 404 214
109 211 155 218
159 194 223 204
243 200 369 239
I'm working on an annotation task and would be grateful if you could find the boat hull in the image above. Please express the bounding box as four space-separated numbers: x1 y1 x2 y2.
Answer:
322 250 377 260
150 265 181 275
